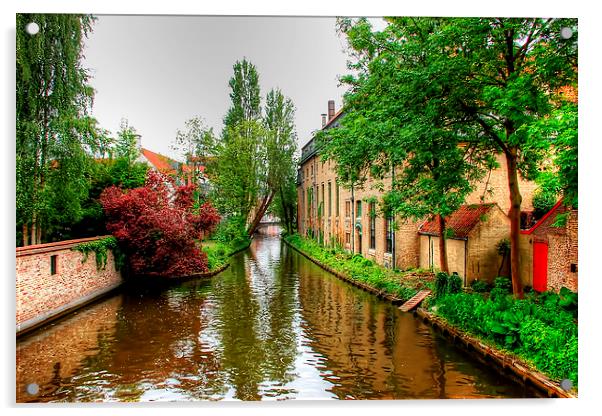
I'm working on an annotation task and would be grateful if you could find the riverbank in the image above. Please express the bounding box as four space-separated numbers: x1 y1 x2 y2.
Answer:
283 233 577 398
284 234 434 303
203 237 252 273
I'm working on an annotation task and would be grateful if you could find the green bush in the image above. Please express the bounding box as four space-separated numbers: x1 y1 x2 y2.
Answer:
448 273 462 294
491 276 512 300
284 233 427 302
532 190 558 219
435 272 462 298
435 272 449 298
434 289 578 385
471 279 490 293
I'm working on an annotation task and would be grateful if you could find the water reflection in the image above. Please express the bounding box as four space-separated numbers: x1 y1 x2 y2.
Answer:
16 226 531 402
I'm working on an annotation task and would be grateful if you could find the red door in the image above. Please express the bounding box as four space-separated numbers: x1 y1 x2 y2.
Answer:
533 242 548 292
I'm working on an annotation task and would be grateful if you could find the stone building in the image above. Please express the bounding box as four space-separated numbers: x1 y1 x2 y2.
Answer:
297 100 539 282
519 200 578 292
418 203 510 285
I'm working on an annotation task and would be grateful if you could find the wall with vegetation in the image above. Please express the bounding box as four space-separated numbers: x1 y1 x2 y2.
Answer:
16 236 122 334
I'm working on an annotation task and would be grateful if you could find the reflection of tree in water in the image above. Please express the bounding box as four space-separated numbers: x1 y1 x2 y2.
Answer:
296 259 450 399
17 232 531 402
209 236 299 400
257 243 299 387
297 257 530 399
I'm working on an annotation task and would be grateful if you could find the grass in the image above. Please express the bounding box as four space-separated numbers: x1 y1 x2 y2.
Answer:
284 233 434 302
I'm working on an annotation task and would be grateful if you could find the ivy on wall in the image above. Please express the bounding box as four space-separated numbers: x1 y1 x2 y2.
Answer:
72 236 123 271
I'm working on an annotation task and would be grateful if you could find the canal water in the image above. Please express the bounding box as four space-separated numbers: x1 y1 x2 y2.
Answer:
16 226 533 402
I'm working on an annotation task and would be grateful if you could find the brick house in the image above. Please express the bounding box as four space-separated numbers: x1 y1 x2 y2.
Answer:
418 204 510 285
519 200 578 292
297 100 538 276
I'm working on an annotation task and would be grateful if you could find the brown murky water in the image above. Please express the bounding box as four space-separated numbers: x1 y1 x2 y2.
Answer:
16 226 533 402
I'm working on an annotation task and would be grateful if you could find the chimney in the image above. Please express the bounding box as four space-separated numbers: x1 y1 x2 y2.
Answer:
328 100 335 121
321 113 327 128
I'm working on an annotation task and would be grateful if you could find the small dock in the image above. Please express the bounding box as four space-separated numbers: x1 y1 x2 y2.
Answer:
399 290 432 312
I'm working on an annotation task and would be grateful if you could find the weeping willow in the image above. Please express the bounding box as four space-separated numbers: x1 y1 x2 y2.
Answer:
16 14 99 245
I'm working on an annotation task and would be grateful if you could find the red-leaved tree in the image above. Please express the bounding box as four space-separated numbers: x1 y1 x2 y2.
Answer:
100 170 220 277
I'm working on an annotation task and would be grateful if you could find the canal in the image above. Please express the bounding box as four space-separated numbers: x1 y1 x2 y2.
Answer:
16 226 534 401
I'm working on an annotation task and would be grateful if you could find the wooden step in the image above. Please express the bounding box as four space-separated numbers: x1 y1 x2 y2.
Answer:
399 290 432 312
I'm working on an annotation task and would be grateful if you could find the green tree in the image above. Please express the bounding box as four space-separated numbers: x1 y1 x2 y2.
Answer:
171 116 216 197
325 17 577 296
250 88 298 236
216 60 299 236
223 59 262 137
114 119 140 165
16 14 98 246
213 120 266 219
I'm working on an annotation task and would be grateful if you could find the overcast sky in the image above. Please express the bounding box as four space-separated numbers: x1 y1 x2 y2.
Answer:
83 15 377 159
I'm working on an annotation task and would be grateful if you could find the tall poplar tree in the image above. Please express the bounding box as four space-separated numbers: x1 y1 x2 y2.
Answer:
253 88 298 236
16 14 98 245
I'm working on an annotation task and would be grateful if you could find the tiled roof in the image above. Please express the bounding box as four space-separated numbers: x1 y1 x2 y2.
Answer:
418 204 496 239
141 148 179 173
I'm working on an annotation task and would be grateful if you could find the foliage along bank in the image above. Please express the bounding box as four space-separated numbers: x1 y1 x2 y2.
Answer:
284 233 433 302
429 274 578 388
202 215 252 271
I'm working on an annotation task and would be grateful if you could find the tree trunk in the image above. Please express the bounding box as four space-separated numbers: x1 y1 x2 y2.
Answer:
279 186 290 234
287 203 295 234
505 148 524 298
247 190 275 236
438 214 449 274
22 224 29 247
31 215 38 246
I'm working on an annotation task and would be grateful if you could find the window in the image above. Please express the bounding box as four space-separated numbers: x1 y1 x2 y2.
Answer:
345 201 351 218
345 232 351 245
321 184 325 215
336 183 340 217
356 201 362 218
328 182 332 217
307 188 312 217
50 255 58 275
369 202 376 249
385 216 394 254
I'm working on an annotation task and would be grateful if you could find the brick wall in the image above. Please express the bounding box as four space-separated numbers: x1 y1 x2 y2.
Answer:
465 153 538 213
533 206 578 292
16 236 123 334
297 151 537 274
466 206 511 284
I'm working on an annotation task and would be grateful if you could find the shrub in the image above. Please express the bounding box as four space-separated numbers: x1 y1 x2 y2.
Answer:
448 273 463 294
471 279 489 293
434 289 578 385
100 170 220 277
435 272 449 298
491 276 512 300
284 233 421 302
532 190 558 220
435 272 462 298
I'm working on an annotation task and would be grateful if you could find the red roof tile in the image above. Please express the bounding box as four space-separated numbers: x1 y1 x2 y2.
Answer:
141 148 179 173
418 204 496 239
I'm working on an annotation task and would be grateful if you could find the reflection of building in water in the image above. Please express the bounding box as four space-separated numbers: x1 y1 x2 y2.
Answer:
296 258 520 399
16 296 122 402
